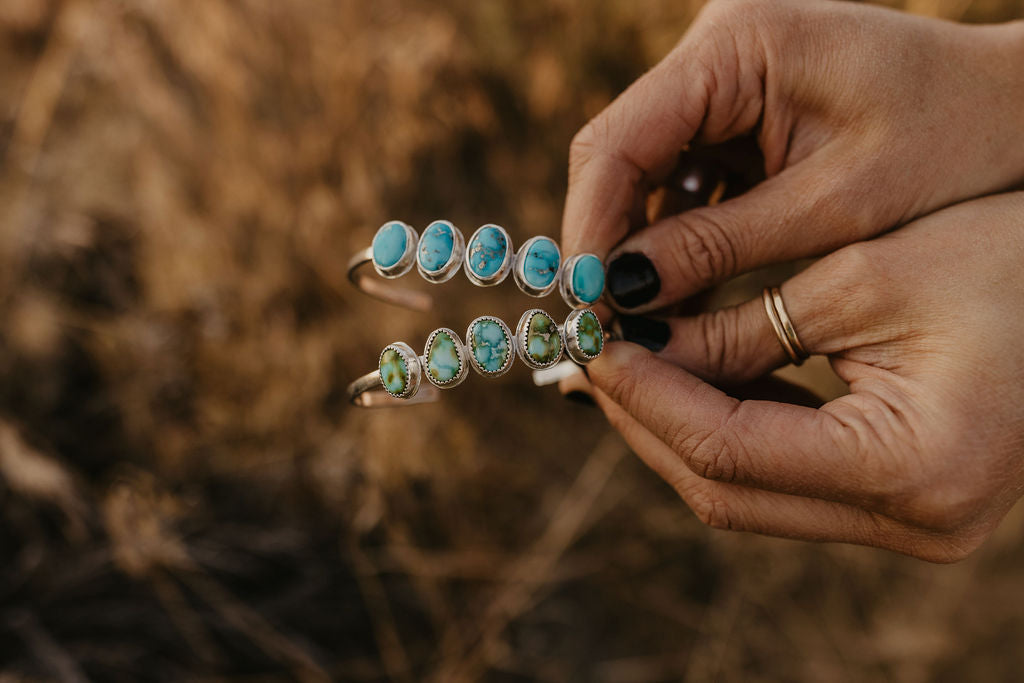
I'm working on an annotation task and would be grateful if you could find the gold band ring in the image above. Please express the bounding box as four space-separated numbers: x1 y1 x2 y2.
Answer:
762 286 809 366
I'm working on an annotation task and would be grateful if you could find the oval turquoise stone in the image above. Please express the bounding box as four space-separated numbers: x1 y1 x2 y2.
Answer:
372 222 408 269
379 347 408 395
571 254 605 304
522 238 560 289
418 221 455 272
427 331 461 383
470 319 510 372
526 312 561 364
576 310 603 356
467 226 508 278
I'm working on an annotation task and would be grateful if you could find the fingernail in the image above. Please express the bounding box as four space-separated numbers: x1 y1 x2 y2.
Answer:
606 252 660 308
618 315 670 352
565 390 595 406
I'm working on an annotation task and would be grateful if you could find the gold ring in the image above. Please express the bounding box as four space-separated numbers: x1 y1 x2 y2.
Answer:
762 286 809 366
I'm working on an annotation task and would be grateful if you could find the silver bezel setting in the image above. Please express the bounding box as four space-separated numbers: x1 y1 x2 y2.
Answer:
513 236 562 297
563 308 604 365
421 327 470 389
465 315 515 378
558 252 604 309
515 308 564 370
371 221 419 279
416 220 466 284
463 224 514 287
378 341 422 399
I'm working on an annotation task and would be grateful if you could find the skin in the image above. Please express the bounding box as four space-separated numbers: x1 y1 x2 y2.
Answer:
560 0 1024 561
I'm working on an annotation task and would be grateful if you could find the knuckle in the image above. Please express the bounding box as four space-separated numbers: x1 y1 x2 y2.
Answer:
568 115 637 184
703 0 775 24
601 367 639 417
831 242 886 285
669 402 742 484
668 210 739 290
599 352 656 417
821 242 895 313
898 482 987 532
697 0 791 49
697 308 745 380
688 487 738 531
568 122 601 175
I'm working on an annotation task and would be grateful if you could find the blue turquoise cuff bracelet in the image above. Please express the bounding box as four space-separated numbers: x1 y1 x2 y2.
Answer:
347 220 606 312
346 308 605 407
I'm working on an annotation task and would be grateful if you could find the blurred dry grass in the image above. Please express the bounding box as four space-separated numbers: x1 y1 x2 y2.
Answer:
2 0 1024 681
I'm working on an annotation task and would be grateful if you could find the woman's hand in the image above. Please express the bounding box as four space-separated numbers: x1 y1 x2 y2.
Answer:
560 0 1024 560
562 0 1024 312
583 191 1024 562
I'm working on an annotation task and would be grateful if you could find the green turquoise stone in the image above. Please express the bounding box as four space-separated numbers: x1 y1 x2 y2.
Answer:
571 254 605 304
576 311 603 356
372 222 408 269
467 226 508 278
418 221 455 272
526 312 561 364
379 347 408 395
470 319 510 372
427 331 461 383
522 238 560 289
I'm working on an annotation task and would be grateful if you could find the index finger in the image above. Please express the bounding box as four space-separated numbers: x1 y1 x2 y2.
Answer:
560 45 709 257
560 0 779 259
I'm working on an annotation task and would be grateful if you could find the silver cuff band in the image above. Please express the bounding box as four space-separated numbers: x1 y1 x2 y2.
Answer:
348 369 441 408
347 246 433 312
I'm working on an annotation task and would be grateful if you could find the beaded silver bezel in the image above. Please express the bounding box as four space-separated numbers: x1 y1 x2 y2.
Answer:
563 308 604 365
515 308 564 371
463 224 514 287
558 252 605 309
416 220 466 284
513 236 562 297
378 341 422 399
421 327 470 389
465 315 515 378
371 221 419 279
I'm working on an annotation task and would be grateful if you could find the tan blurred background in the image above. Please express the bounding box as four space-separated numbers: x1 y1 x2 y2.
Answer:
2 0 1024 680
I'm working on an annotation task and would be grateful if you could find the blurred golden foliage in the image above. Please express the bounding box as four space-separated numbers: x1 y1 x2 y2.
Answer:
1 0 1023 680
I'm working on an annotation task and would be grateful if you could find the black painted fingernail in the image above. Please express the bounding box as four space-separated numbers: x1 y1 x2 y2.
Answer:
565 391 596 406
606 252 660 308
618 315 669 352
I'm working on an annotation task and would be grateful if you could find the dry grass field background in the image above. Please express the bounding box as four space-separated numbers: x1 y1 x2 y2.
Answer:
2 0 1024 680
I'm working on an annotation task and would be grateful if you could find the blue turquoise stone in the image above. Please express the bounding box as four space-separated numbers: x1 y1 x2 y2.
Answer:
526 312 561 364
470 319 510 372
571 254 605 304
427 331 461 383
379 347 408 395
418 221 455 272
576 311 603 356
522 238 560 289
372 222 408 269
467 226 508 278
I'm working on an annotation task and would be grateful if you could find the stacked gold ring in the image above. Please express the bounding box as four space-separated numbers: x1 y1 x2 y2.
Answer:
762 286 809 366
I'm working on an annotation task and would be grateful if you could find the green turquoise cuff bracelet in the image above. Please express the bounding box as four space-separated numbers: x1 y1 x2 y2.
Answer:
347 308 605 408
